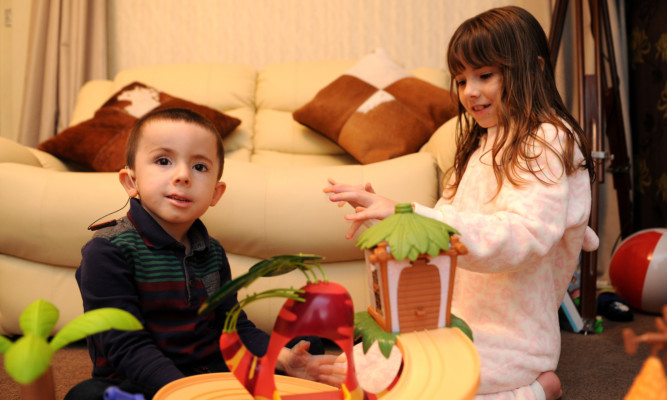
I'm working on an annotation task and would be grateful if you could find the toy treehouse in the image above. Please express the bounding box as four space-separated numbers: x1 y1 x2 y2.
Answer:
357 203 467 334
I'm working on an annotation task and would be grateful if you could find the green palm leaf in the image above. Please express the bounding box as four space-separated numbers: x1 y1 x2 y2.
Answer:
19 299 59 339
450 313 473 341
356 203 459 262
199 273 256 315
4 334 54 384
199 254 324 315
353 312 397 359
49 308 142 351
357 216 398 251
249 254 323 277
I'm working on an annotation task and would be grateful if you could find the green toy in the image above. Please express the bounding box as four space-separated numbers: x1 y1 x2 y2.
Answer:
0 299 142 386
356 203 460 261
355 203 471 338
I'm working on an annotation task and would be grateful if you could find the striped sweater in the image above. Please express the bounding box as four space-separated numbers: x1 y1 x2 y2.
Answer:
76 198 269 391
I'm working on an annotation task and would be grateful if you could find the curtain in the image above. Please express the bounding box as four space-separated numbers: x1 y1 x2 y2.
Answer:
17 0 108 147
550 1 632 274
627 1 667 230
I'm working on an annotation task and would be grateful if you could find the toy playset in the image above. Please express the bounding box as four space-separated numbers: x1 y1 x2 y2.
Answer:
153 204 479 400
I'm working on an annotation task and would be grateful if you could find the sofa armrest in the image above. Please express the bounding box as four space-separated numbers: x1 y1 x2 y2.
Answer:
0 164 127 267
0 137 91 171
204 152 440 263
0 137 43 167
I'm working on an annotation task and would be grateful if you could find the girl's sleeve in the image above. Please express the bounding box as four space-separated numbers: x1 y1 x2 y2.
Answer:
414 128 593 274
77 238 185 389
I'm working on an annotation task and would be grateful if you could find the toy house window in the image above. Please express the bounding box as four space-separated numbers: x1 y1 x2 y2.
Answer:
372 268 383 315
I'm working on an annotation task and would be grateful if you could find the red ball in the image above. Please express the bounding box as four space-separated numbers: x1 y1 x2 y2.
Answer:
609 228 667 314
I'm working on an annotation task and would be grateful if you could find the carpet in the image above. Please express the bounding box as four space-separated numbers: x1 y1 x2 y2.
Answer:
556 310 656 399
0 311 660 399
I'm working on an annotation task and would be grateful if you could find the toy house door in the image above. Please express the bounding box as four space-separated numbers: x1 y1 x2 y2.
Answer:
397 259 441 331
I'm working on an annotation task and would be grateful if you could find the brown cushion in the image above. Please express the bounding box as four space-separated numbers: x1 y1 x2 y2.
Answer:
293 49 457 164
38 82 241 172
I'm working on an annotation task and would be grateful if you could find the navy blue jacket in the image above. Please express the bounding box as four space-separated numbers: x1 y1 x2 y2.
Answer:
76 198 269 391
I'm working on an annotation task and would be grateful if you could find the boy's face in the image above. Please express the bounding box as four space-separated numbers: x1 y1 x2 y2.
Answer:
122 119 225 240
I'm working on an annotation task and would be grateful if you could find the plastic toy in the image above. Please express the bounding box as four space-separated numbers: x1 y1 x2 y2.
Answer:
104 386 146 400
356 203 467 333
622 305 667 399
154 204 479 400
609 228 667 314
0 299 142 400
199 254 370 399
185 253 478 400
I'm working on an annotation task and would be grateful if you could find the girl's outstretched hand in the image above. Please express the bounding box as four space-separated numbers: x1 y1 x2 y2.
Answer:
324 178 397 239
277 341 347 387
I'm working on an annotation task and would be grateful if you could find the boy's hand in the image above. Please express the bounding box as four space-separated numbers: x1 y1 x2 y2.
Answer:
277 341 347 387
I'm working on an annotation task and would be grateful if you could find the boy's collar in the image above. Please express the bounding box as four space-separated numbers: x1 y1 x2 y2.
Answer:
127 198 210 251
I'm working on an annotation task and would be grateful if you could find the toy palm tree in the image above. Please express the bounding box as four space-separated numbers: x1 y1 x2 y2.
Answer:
0 299 142 400
198 253 327 317
199 254 371 400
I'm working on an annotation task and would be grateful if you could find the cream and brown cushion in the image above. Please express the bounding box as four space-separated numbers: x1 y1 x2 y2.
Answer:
293 49 457 164
38 82 241 172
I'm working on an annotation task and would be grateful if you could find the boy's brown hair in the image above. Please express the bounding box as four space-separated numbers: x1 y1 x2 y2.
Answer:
125 107 225 180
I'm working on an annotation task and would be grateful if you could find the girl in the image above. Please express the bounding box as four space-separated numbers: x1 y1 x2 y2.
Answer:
325 6 599 400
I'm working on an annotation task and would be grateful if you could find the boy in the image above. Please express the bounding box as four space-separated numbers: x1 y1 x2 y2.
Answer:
67 108 340 399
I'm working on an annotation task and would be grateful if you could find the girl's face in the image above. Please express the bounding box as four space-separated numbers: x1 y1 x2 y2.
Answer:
454 64 503 129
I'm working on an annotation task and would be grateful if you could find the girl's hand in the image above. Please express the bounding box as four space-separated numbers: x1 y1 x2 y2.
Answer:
324 178 397 239
277 341 347 387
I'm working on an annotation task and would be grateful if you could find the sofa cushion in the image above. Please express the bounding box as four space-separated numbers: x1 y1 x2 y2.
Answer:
293 49 457 164
0 152 439 268
203 152 440 262
0 137 43 167
419 116 459 187
37 82 241 172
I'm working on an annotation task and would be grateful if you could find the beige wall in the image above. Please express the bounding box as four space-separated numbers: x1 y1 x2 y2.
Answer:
107 0 549 75
1 0 549 141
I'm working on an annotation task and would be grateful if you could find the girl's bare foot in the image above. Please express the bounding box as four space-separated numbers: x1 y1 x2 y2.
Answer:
537 371 563 400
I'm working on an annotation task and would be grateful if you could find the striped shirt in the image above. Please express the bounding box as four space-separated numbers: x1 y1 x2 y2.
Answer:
76 198 269 391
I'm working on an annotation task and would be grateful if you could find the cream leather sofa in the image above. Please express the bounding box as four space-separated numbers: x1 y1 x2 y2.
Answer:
0 61 457 336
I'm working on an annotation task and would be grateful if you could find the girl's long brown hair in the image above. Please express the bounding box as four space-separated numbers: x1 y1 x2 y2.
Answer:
445 6 594 199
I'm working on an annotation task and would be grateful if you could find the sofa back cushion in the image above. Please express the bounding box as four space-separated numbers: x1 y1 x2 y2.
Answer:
203 152 440 262
0 152 439 267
